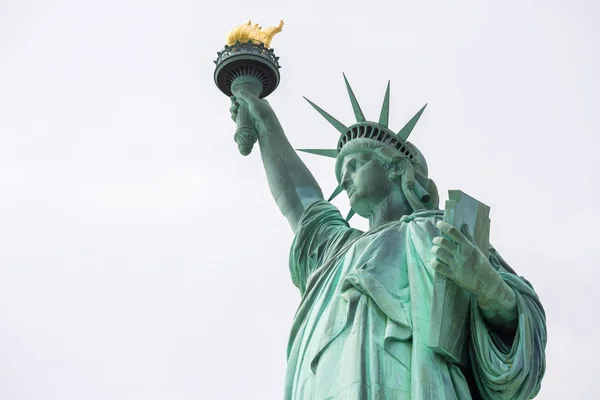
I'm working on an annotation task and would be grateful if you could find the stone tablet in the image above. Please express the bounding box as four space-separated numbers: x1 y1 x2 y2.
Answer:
428 190 490 366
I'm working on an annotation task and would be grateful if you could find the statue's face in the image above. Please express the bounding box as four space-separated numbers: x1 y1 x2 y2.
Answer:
340 152 394 217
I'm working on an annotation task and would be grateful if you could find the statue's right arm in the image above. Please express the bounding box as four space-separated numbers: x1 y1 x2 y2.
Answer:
231 90 325 233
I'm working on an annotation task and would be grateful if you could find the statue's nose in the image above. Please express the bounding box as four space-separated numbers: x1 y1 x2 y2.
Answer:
341 179 353 190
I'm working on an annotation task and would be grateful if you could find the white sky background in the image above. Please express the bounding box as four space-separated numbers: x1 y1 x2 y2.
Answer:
0 0 598 399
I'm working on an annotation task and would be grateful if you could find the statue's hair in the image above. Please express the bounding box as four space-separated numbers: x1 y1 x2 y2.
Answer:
335 138 439 211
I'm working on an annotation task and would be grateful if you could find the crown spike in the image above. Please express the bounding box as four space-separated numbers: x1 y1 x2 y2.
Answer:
397 104 427 141
296 149 338 158
328 185 344 201
342 73 366 122
346 209 356 222
304 97 348 135
378 80 391 128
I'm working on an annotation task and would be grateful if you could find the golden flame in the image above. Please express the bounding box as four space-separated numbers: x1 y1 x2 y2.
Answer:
225 20 284 48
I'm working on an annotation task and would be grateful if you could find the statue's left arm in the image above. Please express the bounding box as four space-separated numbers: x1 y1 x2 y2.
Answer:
432 221 547 399
468 250 546 399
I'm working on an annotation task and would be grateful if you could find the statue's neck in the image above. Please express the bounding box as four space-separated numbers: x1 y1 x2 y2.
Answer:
368 188 413 229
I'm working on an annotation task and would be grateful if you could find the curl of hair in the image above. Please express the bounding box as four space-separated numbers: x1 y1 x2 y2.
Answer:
335 138 439 211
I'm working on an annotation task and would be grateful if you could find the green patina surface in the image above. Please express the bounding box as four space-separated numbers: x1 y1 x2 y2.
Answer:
225 75 546 399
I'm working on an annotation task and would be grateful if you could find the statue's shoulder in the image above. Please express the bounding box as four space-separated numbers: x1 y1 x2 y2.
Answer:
366 210 443 239
386 209 445 239
298 200 343 224
399 209 444 224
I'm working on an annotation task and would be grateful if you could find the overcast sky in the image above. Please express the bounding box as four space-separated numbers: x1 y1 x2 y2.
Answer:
0 0 598 399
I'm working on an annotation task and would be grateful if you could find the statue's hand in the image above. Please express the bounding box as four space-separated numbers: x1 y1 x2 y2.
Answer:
432 221 508 304
432 220 519 332
230 90 280 136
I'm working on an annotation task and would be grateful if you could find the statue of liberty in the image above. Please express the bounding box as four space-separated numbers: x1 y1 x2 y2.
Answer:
217 23 546 399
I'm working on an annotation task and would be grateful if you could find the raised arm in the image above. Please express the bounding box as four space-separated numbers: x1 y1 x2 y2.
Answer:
231 90 324 232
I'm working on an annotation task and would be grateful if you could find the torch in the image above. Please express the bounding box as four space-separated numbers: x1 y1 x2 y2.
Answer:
213 20 283 155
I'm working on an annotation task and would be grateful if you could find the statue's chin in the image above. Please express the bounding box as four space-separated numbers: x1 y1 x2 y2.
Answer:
354 209 369 218
348 198 370 218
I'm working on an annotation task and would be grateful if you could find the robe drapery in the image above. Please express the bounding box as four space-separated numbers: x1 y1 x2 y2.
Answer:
285 201 546 400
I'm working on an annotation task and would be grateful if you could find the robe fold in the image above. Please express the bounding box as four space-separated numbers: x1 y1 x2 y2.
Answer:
285 201 546 400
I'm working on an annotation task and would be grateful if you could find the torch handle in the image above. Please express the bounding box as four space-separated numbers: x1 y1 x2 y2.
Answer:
232 77 262 156
233 102 258 156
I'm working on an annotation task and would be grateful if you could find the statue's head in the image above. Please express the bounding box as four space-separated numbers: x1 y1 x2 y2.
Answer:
299 74 438 220
335 138 438 217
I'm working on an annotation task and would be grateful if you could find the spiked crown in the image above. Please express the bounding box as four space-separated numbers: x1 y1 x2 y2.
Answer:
298 74 428 221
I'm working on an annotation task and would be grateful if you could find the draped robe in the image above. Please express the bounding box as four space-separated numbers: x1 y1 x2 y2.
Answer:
285 201 546 400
